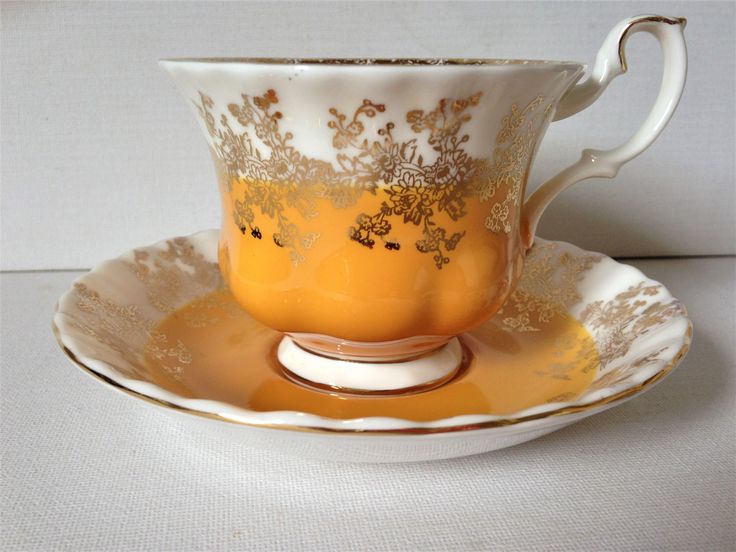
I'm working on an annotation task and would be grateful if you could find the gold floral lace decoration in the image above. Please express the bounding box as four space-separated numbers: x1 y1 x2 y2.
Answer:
499 244 686 390
347 93 483 268
476 96 551 234
534 333 600 383
198 90 393 266
499 242 603 332
70 238 241 380
582 282 687 391
198 89 552 268
61 236 689 410
125 238 222 316
72 283 191 381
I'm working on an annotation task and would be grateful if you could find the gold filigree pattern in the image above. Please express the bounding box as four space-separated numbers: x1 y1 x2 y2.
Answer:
197 91 337 267
54 232 691 433
199 89 552 268
68 238 235 381
67 236 685 387
499 243 603 332
499 247 686 385
168 57 580 66
582 282 687 390
72 282 190 381
476 96 551 234
348 93 483 268
125 237 222 316
535 332 600 382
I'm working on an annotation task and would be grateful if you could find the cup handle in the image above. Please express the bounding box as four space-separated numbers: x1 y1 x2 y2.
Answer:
521 15 688 248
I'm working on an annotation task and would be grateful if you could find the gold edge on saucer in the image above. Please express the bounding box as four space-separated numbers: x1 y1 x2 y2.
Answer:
52 318 691 436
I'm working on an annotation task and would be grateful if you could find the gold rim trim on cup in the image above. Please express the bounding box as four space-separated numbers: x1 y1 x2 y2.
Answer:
160 57 584 67
52 318 692 436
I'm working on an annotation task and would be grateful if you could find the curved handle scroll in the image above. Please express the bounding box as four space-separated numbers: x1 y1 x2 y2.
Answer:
522 15 688 247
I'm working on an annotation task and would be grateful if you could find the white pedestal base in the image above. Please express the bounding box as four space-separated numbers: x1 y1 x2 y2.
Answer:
277 337 463 393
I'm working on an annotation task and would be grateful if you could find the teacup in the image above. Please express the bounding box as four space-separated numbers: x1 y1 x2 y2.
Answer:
161 15 687 392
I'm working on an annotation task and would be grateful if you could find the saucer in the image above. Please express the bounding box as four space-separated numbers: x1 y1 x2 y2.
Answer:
53 230 691 462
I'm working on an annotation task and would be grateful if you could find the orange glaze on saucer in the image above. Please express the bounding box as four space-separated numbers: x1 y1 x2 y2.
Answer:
144 288 598 421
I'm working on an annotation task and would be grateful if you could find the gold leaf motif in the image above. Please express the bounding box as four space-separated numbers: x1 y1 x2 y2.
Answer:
349 94 483 268
502 245 686 391
69 238 234 381
199 88 552 268
479 96 551 234
500 244 602 332
501 312 539 333
580 282 687 371
535 332 600 382
198 91 386 266
64 235 688 410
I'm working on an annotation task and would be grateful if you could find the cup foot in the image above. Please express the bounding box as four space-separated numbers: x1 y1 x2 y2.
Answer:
277 336 463 395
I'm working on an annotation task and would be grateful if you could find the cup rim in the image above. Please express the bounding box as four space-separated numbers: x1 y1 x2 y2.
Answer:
159 57 583 69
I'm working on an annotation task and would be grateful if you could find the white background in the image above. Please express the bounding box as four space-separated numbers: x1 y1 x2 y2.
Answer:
1 1 734 270
2 3 735 551
3 258 734 550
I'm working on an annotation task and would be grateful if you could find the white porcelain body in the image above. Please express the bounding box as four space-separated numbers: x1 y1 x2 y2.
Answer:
161 13 688 253
161 59 583 381
75 360 666 463
161 60 581 165
53 230 691 462
136 398 587 463
158 15 688 392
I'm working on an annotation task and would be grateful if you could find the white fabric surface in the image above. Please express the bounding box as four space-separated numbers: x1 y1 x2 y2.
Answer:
1 257 734 551
1 1 735 270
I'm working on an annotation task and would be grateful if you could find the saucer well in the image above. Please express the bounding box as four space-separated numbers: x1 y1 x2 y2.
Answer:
53 230 691 462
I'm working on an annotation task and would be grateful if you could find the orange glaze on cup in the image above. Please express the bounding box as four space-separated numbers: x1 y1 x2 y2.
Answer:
217 175 525 345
